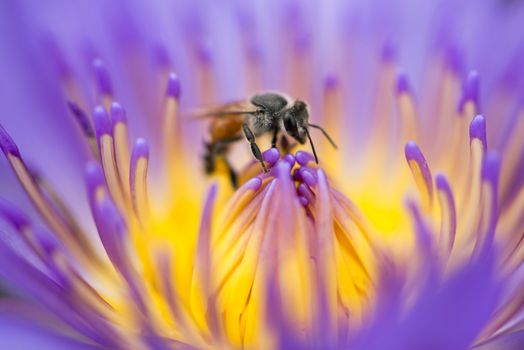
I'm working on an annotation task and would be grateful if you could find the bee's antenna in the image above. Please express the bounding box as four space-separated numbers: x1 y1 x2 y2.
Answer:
305 129 319 164
308 124 338 149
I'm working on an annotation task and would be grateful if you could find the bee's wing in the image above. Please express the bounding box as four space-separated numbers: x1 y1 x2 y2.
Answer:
187 100 258 120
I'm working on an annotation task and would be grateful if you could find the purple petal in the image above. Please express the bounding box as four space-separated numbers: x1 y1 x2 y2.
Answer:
355 255 500 350
473 330 524 350
0 301 98 350
0 314 98 350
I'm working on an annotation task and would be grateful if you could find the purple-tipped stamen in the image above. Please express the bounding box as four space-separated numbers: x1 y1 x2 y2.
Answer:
295 151 315 166
459 70 480 113
94 197 129 273
110 102 127 124
263 148 280 166
130 138 150 192
381 40 397 62
282 154 296 168
93 106 112 137
93 58 113 96
444 44 464 75
274 160 293 181
298 196 309 207
131 138 150 160
297 183 315 202
299 168 318 187
435 173 457 255
405 141 434 203
166 72 181 99
396 71 411 94
0 124 21 157
85 161 106 192
482 151 500 186
84 161 107 213
242 176 263 192
469 114 487 152
408 199 433 243
324 74 339 91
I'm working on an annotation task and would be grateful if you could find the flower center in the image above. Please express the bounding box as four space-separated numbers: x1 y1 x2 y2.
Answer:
201 149 376 345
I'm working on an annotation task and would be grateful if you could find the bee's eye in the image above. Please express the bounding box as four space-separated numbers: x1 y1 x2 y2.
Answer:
283 115 298 136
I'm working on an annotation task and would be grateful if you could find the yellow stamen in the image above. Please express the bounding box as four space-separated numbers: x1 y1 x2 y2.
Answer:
408 159 433 210
113 121 131 198
460 138 484 238
436 183 456 262
398 91 418 143
131 157 151 231
7 154 95 265
163 94 179 179
314 170 338 341
100 134 127 212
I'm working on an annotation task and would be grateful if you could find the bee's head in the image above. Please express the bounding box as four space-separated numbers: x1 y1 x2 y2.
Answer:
281 99 338 164
282 100 309 144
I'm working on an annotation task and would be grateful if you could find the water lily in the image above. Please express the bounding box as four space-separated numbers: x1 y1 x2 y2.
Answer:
1 0 524 349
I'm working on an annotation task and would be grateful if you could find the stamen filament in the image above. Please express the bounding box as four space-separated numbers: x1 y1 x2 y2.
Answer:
405 142 434 209
163 73 181 185
473 153 500 259
111 102 132 200
1 125 98 266
93 106 127 213
396 73 419 143
218 180 277 344
460 115 487 239
314 169 338 343
435 174 457 262
130 139 151 231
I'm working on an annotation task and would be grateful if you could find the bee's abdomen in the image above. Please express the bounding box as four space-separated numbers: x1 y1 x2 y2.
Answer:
210 115 244 142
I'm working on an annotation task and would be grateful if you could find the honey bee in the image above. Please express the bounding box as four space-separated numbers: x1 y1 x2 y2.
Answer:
197 92 337 187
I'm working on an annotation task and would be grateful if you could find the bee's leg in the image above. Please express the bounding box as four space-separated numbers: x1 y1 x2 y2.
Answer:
203 141 217 174
242 123 268 173
203 135 243 171
271 128 279 148
223 157 239 188
203 141 239 188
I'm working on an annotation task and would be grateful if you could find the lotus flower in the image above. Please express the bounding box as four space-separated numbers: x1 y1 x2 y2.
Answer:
1 0 524 349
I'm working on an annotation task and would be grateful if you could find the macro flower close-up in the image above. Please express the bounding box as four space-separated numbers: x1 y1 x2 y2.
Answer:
1 0 524 349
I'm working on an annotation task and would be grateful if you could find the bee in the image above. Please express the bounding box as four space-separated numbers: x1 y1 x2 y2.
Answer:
197 92 337 187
